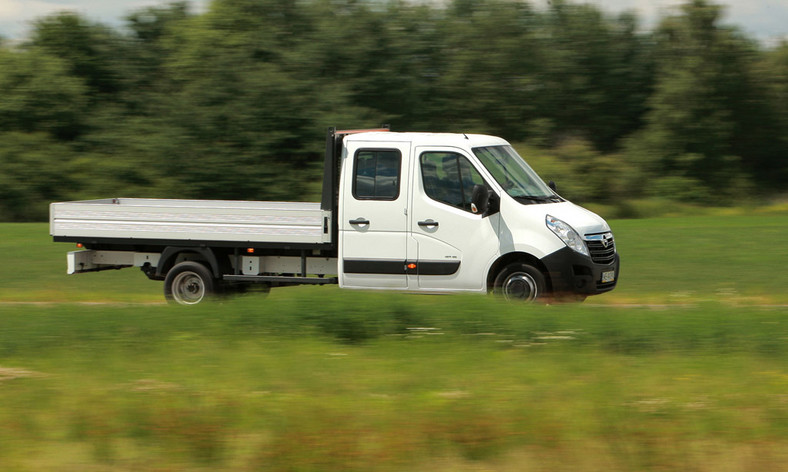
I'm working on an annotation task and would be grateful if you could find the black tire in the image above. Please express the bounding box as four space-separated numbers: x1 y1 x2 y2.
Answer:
493 262 547 302
164 261 216 305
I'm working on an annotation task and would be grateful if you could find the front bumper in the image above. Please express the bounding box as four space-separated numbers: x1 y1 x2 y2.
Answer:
541 247 620 296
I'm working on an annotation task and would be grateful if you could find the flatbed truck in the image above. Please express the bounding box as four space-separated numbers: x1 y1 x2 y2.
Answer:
51 127 619 304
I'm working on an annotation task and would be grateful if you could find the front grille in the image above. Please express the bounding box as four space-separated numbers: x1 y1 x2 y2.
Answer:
585 233 616 265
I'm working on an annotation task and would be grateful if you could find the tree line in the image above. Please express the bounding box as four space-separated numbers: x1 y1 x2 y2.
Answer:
1 0 786 221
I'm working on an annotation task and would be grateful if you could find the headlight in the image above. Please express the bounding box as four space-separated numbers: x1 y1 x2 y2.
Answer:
545 215 589 256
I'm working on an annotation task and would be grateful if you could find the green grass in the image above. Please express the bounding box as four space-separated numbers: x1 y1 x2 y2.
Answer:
611 215 788 304
1 300 787 471
1 216 787 470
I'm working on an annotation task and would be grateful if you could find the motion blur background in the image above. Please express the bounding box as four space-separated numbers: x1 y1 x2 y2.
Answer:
2 3 788 470
0 0 786 221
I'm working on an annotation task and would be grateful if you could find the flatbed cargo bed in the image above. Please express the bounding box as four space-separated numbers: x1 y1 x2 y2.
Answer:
50 198 331 245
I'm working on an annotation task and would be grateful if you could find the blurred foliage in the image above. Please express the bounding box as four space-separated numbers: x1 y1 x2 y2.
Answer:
0 0 786 220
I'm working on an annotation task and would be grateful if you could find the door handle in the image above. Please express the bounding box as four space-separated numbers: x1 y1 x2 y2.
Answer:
418 220 439 228
349 218 370 225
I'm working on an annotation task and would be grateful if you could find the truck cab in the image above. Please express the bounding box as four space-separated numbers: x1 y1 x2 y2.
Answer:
337 131 618 300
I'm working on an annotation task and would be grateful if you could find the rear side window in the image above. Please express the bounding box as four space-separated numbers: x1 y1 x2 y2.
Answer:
353 149 401 200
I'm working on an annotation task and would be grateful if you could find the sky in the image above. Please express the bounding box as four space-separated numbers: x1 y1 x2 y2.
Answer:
0 0 209 40
578 0 788 42
1 0 786 43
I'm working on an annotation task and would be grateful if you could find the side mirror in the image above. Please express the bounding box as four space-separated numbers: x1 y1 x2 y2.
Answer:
548 181 557 192
471 184 490 215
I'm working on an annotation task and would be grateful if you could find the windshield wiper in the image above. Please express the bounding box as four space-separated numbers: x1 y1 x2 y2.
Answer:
514 195 564 204
514 195 550 203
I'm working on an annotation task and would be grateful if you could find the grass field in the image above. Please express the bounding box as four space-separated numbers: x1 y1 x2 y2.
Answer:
1 216 787 471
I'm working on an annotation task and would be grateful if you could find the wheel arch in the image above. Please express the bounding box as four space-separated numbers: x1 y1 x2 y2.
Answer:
156 247 222 279
486 251 552 293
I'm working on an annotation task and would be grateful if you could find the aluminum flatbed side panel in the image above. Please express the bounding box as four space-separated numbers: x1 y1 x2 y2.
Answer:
50 198 331 244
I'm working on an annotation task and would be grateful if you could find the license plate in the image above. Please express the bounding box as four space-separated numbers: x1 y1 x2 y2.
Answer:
601 271 615 284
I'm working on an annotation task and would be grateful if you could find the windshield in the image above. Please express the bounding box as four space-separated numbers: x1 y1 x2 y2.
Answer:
473 145 561 203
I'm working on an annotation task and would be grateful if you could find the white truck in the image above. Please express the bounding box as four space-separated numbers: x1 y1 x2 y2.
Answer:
50 127 619 304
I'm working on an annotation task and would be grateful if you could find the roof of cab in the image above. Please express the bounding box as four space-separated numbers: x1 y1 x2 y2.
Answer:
342 131 510 149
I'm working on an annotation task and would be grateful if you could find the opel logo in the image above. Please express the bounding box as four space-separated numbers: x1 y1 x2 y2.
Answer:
601 233 613 248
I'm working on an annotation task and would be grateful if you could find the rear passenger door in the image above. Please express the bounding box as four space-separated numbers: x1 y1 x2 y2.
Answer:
339 141 411 289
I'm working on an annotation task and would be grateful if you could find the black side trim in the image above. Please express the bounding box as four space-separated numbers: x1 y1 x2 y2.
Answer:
53 236 334 252
343 259 405 274
413 261 460 275
342 259 461 275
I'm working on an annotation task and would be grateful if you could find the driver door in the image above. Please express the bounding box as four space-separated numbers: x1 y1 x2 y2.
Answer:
410 147 500 291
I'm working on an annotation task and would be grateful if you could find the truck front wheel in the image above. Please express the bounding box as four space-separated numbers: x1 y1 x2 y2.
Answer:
164 261 216 305
493 262 546 302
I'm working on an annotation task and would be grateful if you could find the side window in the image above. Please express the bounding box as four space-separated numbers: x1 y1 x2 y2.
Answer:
420 152 486 212
353 149 401 200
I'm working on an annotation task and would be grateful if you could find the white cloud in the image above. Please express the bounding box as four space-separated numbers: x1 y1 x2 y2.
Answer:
0 0 22 17
0 0 56 38
536 0 787 40
0 0 208 39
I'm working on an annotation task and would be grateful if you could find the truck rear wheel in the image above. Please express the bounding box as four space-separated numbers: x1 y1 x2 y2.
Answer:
164 261 216 305
493 262 546 302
